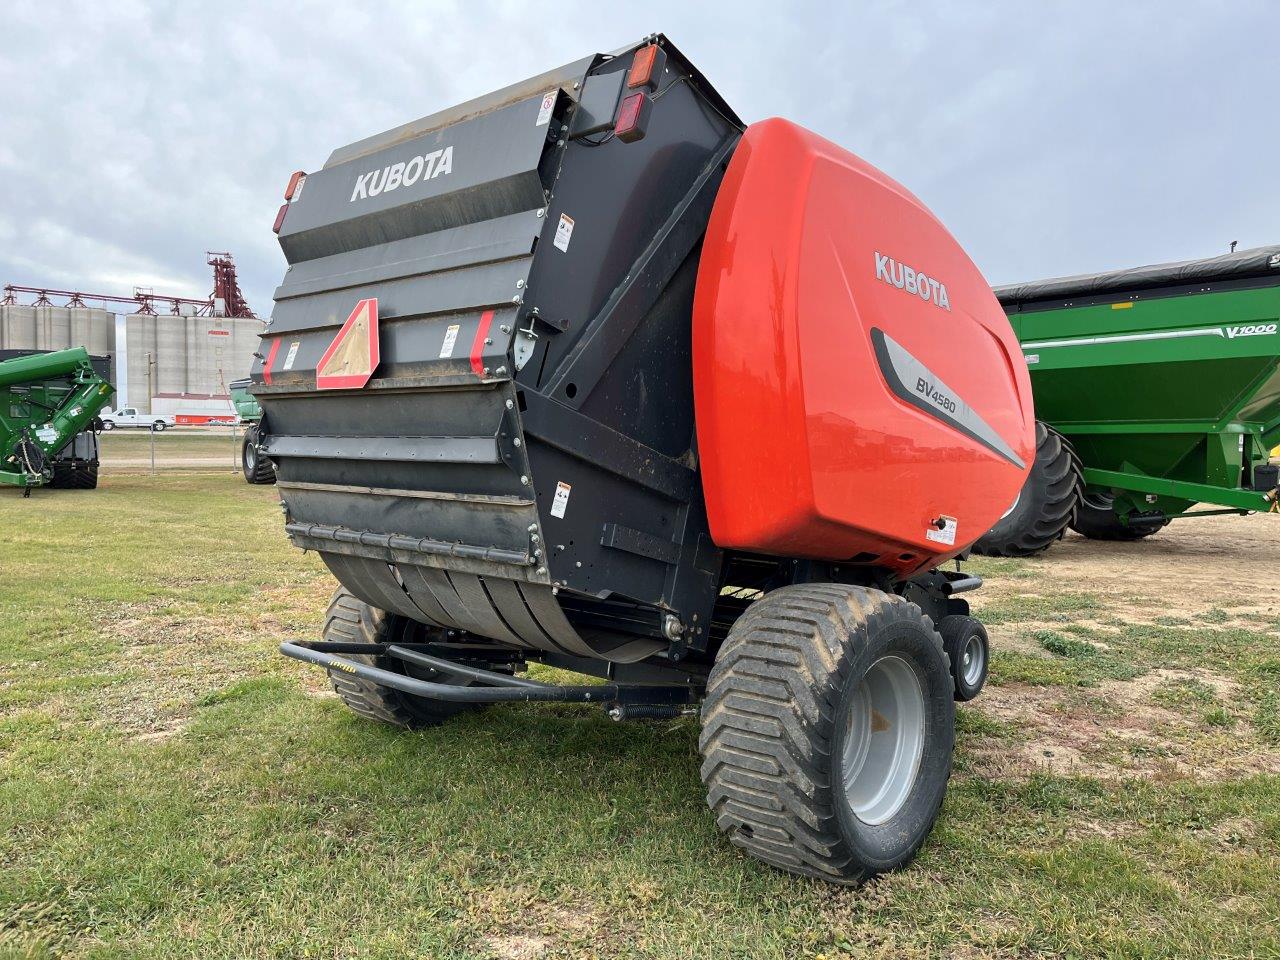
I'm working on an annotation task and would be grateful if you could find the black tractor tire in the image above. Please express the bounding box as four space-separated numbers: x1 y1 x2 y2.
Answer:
699 583 955 885
47 460 99 490
1071 490 1169 541
323 587 476 729
973 421 1081 557
241 425 276 485
937 615 988 702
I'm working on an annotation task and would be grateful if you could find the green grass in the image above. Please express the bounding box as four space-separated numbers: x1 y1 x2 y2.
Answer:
2 475 1279 958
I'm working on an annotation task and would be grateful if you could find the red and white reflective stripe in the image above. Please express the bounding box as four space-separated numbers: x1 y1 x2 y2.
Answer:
262 338 282 385
470 310 495 377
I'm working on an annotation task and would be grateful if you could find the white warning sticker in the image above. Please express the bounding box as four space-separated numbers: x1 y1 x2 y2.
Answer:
536 90 556 127
553 213 575 252
926 516 958 546
551 481 572 518
36 425 57 444
282 341 301 370
439 324 460 359
1025 353 1040 365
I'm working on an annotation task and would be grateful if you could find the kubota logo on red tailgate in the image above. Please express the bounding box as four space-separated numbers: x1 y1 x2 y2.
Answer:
875 252 951 311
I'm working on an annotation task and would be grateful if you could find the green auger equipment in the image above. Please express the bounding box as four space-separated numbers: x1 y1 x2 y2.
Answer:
1 347 115 495
976 245 1280 556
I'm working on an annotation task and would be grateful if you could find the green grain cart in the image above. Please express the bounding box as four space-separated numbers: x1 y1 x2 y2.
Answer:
976 245 1280 556
1 347 114 495
229 377 274 485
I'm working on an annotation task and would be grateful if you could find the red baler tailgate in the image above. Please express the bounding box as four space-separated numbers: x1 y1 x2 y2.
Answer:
693 119 1033 574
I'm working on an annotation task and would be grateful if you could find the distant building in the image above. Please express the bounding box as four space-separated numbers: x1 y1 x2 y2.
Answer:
0 304 260 413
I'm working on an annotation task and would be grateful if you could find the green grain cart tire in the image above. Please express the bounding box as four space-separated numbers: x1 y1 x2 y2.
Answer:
322 587 476 729
1071 490 1169 542
241 425 276 485
973 421 1081 557
699 583 954 885
47 460 99 489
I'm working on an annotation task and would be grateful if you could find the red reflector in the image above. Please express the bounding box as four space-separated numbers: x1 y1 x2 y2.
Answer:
272 203 289 234
628 45 658 88
615 92 651 143
284 170 306 201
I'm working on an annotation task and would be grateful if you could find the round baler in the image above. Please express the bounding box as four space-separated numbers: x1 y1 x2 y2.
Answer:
261 36 1032 885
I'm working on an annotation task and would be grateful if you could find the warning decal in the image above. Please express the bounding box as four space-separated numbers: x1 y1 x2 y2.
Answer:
553 213 574 252
925 516 958 546
536 91 556 126
439 324 460 359
282 341 301 371
316 298 380 390
550 481 572 519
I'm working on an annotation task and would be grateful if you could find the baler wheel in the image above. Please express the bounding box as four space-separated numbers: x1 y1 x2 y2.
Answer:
1071 490 1169 541
937 615 988 701
699 584 954 885
241 425 276 485
47 460 99 489
973 421 1080 557
322 587 476 729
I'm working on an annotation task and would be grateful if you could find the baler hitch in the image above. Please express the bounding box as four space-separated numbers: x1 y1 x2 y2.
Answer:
280 641 697 707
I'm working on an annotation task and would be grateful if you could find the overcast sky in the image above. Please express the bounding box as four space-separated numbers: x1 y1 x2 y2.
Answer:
1 1 1275 315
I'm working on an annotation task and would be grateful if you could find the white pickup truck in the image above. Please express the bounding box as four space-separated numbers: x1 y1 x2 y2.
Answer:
99 407 176 431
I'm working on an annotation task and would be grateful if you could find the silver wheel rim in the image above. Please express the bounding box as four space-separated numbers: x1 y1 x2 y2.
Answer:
841 655 926 825
961 633 985 687
1083 489 1114 511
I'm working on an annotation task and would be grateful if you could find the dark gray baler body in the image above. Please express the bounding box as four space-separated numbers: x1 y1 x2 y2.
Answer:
254 39 742 665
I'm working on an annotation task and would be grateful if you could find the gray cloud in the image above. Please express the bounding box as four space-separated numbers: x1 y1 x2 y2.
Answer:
1 0 1274 314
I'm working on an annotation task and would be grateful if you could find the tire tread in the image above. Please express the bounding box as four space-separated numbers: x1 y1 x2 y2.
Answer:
699 584 948 885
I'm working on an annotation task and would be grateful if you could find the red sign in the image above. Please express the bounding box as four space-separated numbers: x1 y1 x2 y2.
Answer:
207 329 231 337
316 298 380 390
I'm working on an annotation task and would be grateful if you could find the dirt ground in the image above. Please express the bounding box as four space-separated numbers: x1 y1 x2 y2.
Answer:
1032 513 1280 620
968 512 1280 783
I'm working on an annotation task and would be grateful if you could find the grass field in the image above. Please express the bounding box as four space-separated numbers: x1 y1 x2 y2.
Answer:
2 473 1279 958
98 429 243 469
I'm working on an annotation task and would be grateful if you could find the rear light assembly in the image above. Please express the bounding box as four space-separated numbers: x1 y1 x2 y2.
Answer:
614 92 652 143
283 170 307 201
627 43 666 91
274 170 308 233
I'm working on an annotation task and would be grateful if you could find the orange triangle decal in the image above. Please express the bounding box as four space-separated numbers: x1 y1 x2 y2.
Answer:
316 298 379 390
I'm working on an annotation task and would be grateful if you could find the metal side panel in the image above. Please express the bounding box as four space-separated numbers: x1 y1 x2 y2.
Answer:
273 211 545 303
258 210 541 394
279 96 554 264
269 258 531 338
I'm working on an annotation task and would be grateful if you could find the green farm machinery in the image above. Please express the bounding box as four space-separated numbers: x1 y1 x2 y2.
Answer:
0 347 115 495
229 377 274 485
977 245 1280 556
